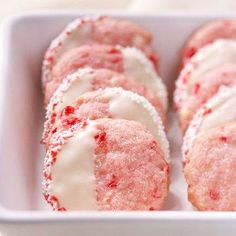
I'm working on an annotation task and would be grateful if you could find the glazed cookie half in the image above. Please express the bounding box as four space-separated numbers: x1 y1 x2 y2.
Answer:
43 118 169 211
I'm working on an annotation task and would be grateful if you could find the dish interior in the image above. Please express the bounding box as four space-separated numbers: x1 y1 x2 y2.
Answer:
0 12 228 212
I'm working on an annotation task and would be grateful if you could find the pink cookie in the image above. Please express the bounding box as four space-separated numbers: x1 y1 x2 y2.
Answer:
44 67 166 126
44 44 167 111
43 87 169 162
184 122 236 211
178 64 236 132
182 19 236 65
183 86 236 211
175 39 236 133
42 118 169 211
183 86 236 164
42 16 159 86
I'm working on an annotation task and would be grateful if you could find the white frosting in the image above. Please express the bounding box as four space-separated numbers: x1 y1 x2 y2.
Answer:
199 87 236 133
55 69 94 112
42 17 100 85
50 19 93 64
109 93 159 140
50 123 98 210
104 88 169 162
187 39 236 91
57 25 92 62
120 46 168 111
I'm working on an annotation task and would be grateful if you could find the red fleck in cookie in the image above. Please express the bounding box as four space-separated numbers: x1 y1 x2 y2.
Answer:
178 64 236 132
44 67 166 126
44 44 167 111
42 16 159 86
183 86 236 164
182 19 236 65
184 122 236 211
175 39 236 132
42 118 169 211
43 87 169 162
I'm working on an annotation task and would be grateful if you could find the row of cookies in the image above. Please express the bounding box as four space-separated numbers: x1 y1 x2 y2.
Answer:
41 16 170 211
175 20 236 211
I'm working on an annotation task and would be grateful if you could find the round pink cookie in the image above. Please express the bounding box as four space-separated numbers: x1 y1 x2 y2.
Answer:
42 16 159 86
44 44 167 111
44 68 166 126
182 19 236 65
184 122 236 211
178 64 236 132
43 88 169 162
42 118 169 211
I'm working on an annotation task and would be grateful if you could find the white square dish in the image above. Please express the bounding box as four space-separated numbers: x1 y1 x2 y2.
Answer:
0 11 236 236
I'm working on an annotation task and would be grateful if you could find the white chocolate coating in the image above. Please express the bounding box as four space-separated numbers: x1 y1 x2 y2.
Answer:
199 91 236 133
55 68 94 112
109 92 159 142
50 122 98 210
56 22 92 62
120 46 168 111
42 17 98 85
